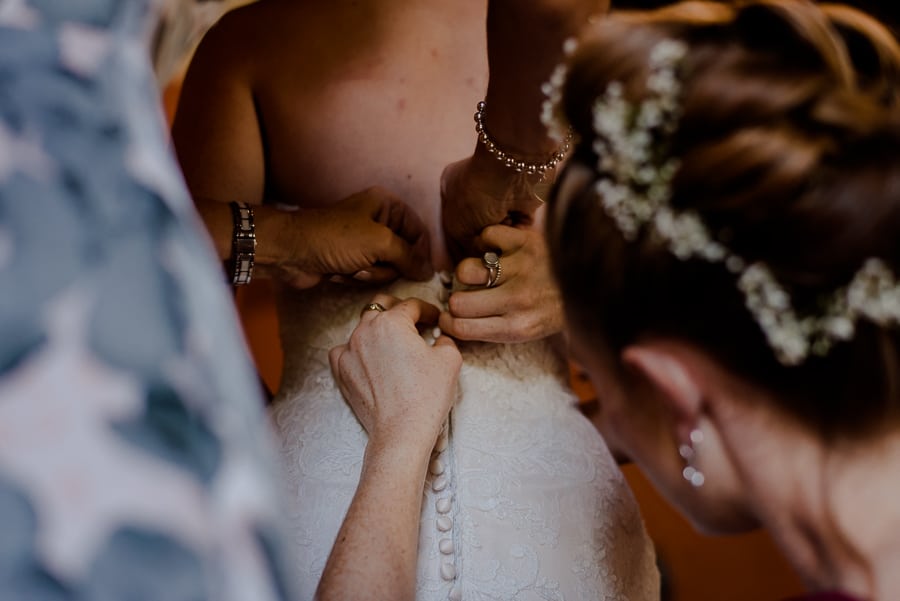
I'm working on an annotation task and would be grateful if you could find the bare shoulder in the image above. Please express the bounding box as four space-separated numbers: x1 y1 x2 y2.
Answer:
189 1 279 81
187 0 339 91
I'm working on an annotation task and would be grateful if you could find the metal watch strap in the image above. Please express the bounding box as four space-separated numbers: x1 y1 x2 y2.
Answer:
229 201 256 286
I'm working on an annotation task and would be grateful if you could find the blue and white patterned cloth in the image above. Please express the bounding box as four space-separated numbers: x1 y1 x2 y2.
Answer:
0 1 296 599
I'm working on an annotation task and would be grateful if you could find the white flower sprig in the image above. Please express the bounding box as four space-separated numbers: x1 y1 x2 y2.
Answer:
540 37 579 145
738 259 900 365
591 39 692 248
580 38 900 366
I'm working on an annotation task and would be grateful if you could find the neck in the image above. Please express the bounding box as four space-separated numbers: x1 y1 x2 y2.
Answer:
720 405 900 600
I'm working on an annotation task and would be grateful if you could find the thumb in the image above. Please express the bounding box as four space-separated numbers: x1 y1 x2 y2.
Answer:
433 337 463 379
378 229 434 281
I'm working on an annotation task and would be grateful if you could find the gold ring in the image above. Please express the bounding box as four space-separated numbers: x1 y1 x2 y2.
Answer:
361 302 386 316
482 251 502 288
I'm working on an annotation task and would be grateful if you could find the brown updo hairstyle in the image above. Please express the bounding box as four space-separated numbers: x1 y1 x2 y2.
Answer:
547 0 900 439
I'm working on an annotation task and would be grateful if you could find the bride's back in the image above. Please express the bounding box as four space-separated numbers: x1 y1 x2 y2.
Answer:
178 3 660 598
204 0 488 267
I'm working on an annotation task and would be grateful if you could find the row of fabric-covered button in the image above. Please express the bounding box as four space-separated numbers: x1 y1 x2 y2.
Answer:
435 272 460 600
432 420 461 600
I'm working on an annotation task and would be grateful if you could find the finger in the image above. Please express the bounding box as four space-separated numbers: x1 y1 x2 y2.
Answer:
328 345 343 378
438 313 511 343
385 197 430 248
455 256 494 287
353 265 400 284
446 287 505 319
334 349 373 428
377 229 433 282
328 345 353 401
476 224 527 254
390 297 442 328
432 334 459 353
359 294 402 322
410 229 432 277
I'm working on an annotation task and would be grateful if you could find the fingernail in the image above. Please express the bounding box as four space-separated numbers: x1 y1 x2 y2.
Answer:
353 270 373 282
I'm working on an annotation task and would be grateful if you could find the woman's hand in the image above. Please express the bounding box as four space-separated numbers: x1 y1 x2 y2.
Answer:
321 295 461 601
439 223 565 344
329 295 462 453
261 187 433 289
440 153 547 264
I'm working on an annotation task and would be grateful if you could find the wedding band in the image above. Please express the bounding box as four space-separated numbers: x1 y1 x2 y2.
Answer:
482 251 502 288
361 302 386 316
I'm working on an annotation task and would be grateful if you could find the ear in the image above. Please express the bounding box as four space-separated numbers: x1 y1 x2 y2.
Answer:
621 343 705 437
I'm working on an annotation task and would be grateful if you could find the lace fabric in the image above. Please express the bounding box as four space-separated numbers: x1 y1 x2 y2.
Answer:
270 277 660 600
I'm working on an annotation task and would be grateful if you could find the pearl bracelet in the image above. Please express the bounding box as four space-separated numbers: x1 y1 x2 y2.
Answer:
474 100 574 181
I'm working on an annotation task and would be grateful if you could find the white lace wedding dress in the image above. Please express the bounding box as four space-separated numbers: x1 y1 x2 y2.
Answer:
270 276 660 600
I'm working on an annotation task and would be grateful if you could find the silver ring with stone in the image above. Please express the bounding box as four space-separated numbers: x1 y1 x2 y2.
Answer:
482 251 502 288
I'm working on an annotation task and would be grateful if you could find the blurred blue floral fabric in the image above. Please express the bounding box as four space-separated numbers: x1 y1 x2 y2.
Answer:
0 1 296 599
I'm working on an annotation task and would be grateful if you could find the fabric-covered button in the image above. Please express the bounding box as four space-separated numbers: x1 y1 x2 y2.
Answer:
432 476 448 492
436 497 451 514
429 458 445 476
440 562 456 581
449 585 462 601
439 538 454 555
436 516 452 532
434 435 448 453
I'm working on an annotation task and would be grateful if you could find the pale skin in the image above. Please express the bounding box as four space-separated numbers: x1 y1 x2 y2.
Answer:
331 267 900 601
549 162 900 600
571 334 900 600
328 156 900 600
174 1 604 598
173 0 606 341
325 297 461 601
441 223 566 343
440 0 609 343
172 0 455 287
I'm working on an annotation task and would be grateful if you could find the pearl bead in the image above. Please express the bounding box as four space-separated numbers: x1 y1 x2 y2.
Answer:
473 100 573 179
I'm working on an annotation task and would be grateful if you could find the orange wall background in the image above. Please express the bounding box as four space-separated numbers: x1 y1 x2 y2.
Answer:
164 79 805 601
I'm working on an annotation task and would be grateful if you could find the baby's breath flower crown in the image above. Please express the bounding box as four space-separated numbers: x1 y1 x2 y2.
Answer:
543 38 900 366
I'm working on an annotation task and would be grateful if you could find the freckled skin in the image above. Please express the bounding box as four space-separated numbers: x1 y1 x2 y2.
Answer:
175 0 489 272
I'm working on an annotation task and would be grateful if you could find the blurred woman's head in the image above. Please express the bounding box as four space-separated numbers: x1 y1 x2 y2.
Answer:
547 0 900 535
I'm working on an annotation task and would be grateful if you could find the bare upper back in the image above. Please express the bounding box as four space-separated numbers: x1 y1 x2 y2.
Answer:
176 0 488 266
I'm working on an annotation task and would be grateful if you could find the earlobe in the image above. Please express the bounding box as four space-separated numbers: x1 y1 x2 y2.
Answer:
620 344 704 424
622 344 712 487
